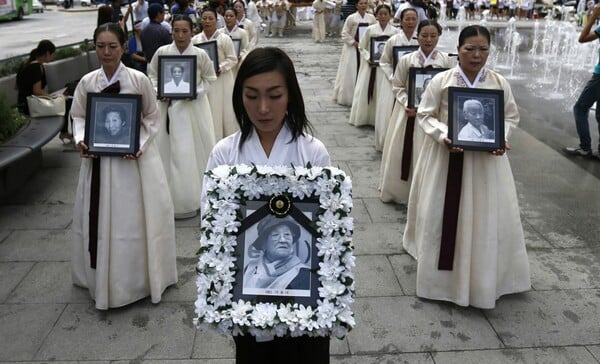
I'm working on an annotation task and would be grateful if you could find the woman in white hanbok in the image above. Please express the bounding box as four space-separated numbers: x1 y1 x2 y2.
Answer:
193 8 239 140
379 20 452 204
234 0 259 46
332 0 376 106
72 23 177 310
404 25 531 309
373 7 418 151
312 0 327 42
201 47 331 364
149 15 217 219
219 7 251 77
348 4 399 127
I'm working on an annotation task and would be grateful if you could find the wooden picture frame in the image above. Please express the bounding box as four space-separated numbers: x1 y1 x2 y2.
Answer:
447 87 505 151
157 55 197 99
84 93 141 156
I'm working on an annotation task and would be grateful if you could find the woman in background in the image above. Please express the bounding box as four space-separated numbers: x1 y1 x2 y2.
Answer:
149 14 217 219
219 7 251 76
71 23 177 310
332 0 376 106
403 25 530 308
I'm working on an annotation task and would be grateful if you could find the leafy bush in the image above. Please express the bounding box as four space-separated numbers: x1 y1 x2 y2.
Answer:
0 57 26 78
0 43 88 78
53 46 83 60
0 92 27 143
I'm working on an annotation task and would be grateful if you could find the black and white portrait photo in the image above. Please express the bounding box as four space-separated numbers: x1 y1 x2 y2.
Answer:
392 45 419 73
242 214 312 297
457 98 495 142
158 55 196 99
447 87 504 151
414 75 432 108
84 93 141 156
372 41 386 63
408 67 448 108
93 103 132 147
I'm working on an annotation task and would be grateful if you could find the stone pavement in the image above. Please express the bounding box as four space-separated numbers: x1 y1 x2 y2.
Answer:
1 21 600 364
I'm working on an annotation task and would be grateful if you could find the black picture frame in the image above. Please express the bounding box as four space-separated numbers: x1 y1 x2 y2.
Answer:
370 35 390 65
157 55 197 99
356 23 369 43
232 199 320 308
447 87 505 151
195 40 219 73
84 93 141 156
392 45 419 74
407 67 448 109
232 38 242 58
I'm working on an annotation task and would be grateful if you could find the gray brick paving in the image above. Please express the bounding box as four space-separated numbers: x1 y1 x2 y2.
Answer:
1 21 599 363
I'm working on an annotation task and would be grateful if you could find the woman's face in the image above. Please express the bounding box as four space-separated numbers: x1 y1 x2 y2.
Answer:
418 25 440 55
172 20 192 49
463 101 484 127
224 9 237 28
401 10 418 33
233 2 245 18
376 8 391 26
202 12 217 32
356 0 368 12
458 34 490 76
242 70 289 138
171 66 184 82
105 111 123 136
264 225 294 261
95 31 124 70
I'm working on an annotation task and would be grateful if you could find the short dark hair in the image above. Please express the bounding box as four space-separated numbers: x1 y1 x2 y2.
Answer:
458 25 491 47
375 3 392 15
103 105 127 123
171 14 194 30
232 47 314 148
94 22 127 46
399 7 417 21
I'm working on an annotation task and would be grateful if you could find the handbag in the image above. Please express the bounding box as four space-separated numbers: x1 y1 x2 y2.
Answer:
26 95 66 117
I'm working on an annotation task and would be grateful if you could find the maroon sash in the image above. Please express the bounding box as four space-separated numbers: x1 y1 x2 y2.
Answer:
438 152 463 270
400 116 415 181
89 80 121 269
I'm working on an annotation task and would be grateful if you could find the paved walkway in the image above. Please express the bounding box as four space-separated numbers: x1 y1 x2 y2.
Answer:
1 22 600 363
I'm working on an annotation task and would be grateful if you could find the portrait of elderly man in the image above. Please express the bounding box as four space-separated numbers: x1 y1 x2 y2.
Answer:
243 215 311 291
163 63 190 94
94 104 130 146
457 98 495 142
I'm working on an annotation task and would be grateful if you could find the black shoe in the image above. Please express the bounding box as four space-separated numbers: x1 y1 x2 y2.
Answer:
563 146 593 157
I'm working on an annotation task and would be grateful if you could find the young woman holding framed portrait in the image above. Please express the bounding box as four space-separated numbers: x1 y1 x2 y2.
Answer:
201 47 331 364
403 25 531 309
71 23 177 310
148 14 218 220
379 19 452 205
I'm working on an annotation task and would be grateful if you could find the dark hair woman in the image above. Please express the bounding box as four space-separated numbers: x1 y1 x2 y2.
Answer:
201 48 331 362
71 22 177 310
16 40 56 112
403 25 531 309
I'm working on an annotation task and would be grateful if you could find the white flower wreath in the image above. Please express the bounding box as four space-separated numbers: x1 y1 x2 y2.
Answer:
194 164 355 339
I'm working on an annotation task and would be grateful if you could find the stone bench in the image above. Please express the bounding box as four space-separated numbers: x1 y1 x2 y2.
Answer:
0 115 64 202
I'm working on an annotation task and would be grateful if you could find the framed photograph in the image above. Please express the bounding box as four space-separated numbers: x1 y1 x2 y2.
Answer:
195 164 355 338
392 45 419 74
232 199 320 307
231 38 242 58
157 55 196 99
83 93 141 156
195 40 219 74
407 67 448 109
356 23 369 43
370 35 390 65
447 87 505 151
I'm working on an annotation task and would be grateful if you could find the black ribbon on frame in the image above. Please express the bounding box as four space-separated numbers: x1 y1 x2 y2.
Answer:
438 153 464 270
237 195 319 239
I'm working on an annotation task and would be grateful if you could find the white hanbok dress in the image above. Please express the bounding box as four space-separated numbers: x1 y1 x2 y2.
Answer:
312 0 327 42
218 25 251 76
148 42 217 216
403 66 531 309
239 17 258 47
373 30 418 151
348 22 399 127
71 64 177 310
379 48 451 204
192 31 239 140
332 11 376 107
